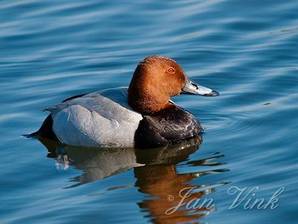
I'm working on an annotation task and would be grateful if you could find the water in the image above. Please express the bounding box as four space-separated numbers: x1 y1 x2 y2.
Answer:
0 0 297 223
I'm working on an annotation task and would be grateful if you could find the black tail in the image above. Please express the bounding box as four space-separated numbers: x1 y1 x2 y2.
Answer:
23 115 59 141
23 131 39 138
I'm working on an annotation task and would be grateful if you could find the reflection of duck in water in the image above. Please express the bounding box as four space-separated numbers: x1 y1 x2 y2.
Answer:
39 136 228 223
39 136 202 183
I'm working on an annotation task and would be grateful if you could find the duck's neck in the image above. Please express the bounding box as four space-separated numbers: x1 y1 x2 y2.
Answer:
128 85 172 115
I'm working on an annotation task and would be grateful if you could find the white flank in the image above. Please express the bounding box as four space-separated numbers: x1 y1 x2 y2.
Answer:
51 88 143 148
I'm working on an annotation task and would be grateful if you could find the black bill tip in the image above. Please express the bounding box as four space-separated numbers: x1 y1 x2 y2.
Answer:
204 90 219 97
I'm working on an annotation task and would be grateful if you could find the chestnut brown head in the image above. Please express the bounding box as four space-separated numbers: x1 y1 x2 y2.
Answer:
128 56 218 114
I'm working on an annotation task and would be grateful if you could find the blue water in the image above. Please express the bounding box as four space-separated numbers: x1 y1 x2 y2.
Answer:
1 0 298 223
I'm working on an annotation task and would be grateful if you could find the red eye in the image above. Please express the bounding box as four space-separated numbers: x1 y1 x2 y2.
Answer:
167 67 175 74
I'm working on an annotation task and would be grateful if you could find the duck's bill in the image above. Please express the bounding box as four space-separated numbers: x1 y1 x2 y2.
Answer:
182 79 219 96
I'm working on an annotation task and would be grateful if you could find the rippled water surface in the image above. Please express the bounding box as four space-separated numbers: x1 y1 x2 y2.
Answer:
1 1 298 223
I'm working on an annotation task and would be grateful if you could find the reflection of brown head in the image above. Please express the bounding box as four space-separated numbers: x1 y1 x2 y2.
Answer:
134 136 210 223
135 165 210 224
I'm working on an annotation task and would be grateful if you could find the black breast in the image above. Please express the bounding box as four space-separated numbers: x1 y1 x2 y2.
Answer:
134 106 202 148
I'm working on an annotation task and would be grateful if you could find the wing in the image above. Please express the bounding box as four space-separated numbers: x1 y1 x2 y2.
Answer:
49 90 142 147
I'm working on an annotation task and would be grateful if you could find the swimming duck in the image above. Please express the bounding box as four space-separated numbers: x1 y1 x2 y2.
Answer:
32 56 218 148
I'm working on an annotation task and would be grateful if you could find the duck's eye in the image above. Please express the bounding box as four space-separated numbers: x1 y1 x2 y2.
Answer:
167 67 175 74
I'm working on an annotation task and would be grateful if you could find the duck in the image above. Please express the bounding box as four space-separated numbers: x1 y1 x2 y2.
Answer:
30 56 219 149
